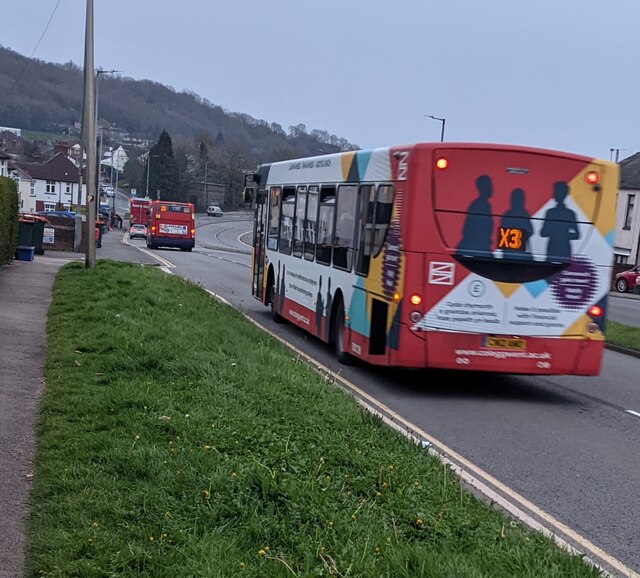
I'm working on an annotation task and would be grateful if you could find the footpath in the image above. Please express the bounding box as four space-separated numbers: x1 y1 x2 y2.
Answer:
0 227 639 576
0 228 156 578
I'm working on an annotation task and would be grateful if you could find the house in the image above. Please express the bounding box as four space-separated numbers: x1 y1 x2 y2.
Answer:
614 153 640 266
12 152 86 213
9 163 36 213
0 150 10 178
0 130 27 158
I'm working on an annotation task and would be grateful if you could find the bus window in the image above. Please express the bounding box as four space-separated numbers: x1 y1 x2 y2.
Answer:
278 187 296 254
371 184 394 256
304 186 319 261
267 187 281 250
355 184 376 275
333 184 358 270
316 186 336 265
293 186 307 258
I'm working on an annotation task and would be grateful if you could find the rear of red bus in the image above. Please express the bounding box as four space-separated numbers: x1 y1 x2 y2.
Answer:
129 198 151 226
147 201 195 251
389 143 617 375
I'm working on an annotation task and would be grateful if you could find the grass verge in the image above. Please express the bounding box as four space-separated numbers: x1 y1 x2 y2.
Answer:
605 319 640 352
26 260 609 577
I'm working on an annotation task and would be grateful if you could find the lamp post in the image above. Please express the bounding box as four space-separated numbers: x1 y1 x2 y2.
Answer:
145 153 159 198
95 68 119 197
425 114 446 142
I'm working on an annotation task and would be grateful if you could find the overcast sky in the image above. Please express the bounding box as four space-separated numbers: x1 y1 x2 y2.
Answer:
3 1 639 161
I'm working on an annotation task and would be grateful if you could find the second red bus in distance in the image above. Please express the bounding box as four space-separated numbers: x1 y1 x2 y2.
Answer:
146 200 195 252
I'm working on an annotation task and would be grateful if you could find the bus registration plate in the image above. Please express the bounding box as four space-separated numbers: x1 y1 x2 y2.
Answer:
160 224 187 235
484 336 526 350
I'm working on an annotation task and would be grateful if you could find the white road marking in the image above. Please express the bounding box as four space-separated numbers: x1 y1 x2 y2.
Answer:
625 410 640 418
123 234 176 268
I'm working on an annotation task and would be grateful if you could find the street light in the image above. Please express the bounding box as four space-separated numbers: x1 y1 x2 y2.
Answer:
145 153 159 198
95 68 120 195
425 114 446 142
203 160 209 209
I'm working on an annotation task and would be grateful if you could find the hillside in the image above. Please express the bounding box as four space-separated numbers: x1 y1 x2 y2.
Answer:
0 45 356 162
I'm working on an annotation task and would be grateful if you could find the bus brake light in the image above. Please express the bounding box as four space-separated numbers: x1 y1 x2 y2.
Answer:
588 305 603 318
191 228 195 236
435 157 448 170
410 294 422 306
585 171 600 185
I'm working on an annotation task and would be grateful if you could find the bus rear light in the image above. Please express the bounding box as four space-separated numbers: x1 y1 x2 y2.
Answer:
435 157 448 170
588 305 603 318
393 292 401 303
410 294 422 306
151 226 156 233
409 311 422 324
191 228 195 235
585 171 600 185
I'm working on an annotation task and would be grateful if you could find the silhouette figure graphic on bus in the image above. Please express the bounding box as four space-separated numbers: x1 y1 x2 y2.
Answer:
324 278 333 341
499 187 533 260
457 174 494 256
540 181 579 263
316 276 324 337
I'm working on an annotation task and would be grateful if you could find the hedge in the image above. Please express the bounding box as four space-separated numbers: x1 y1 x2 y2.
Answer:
0 177 19 265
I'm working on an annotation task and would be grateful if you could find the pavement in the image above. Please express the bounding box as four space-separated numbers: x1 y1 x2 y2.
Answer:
0 228 639 577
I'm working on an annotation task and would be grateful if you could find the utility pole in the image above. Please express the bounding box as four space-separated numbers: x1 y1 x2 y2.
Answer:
82 0 96 268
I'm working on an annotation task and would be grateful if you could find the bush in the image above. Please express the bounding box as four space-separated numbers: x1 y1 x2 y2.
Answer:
0 177 19 265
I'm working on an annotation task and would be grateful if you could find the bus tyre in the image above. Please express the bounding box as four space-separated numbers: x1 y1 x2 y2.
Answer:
333 304 354 365
268 274 286 324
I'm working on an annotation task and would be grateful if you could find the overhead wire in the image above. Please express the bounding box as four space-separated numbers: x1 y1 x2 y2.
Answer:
5 0 64 96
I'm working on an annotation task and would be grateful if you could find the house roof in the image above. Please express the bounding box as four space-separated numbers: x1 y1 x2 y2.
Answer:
14 152 82 183
619 152 640 189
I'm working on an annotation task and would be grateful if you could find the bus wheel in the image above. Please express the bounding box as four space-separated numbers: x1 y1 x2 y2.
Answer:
333 303 354 365
268 273 286 324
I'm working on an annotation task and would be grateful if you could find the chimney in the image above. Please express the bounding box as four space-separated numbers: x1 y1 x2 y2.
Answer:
53 140 69 156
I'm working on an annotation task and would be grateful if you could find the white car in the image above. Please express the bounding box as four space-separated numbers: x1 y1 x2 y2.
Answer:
207 205 223 217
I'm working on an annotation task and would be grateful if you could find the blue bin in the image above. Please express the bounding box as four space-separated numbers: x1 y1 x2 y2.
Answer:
15 246 35 262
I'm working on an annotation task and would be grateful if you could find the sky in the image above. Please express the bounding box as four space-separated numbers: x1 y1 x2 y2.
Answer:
3 1 639 161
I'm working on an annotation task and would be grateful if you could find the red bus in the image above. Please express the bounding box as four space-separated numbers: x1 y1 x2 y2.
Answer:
146 200 195 251
250 142 618 376
129 197 152 227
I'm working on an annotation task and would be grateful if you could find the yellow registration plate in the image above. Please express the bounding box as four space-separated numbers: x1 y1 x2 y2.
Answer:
484 336 526 350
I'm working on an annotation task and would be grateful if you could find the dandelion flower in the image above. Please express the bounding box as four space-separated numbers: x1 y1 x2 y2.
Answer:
258 549 266 556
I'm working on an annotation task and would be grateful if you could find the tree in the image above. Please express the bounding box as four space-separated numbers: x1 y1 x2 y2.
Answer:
148 130 179 200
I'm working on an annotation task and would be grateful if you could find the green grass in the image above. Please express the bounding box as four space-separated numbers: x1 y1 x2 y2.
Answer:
605 320 640 352
25 260 615 577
